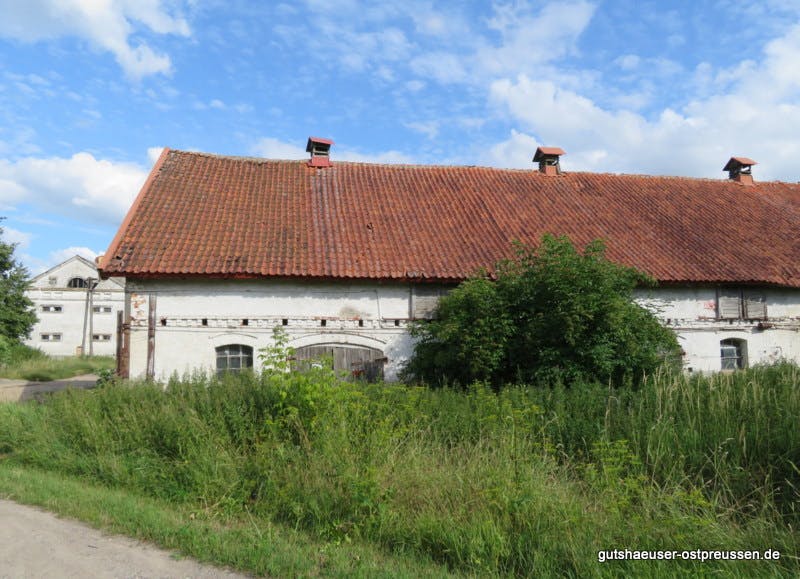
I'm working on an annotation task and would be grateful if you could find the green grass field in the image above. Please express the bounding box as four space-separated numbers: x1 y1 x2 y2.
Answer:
0 343 114 381
0 363 797 577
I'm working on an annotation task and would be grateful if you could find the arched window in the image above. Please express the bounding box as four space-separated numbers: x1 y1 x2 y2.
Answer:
67 277 87 288
720 338 747 370
216 344 253 375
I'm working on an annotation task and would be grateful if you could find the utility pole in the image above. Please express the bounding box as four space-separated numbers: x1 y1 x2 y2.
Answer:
87 277 96 356
81 278 90 356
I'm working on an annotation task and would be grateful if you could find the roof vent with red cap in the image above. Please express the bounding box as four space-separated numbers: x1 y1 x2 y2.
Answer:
723 156 757 185
533 146 565 176
307 137 334 168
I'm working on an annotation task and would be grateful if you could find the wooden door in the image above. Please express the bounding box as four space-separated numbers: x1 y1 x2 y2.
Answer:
294 344 386 382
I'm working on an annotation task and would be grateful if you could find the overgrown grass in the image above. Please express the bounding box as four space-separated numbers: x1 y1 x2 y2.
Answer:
0 344 114 381
0 364 798 577
0 463 454 578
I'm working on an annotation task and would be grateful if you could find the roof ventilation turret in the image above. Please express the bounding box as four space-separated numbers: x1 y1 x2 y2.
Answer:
533 147 565 176
307 137 334 168
723 156 757 185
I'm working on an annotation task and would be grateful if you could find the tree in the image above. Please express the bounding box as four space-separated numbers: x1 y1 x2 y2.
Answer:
402 235 681 387
0 219 37 342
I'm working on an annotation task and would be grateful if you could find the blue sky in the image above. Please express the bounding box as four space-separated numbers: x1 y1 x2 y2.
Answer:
1 0 799 274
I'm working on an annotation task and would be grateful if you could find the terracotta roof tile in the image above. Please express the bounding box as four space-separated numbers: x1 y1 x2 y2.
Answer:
100 149 800 288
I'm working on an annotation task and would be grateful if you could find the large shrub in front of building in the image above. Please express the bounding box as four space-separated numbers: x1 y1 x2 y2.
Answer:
403 235 681 386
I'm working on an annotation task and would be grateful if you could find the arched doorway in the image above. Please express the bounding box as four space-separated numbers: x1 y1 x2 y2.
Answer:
294 344 386 382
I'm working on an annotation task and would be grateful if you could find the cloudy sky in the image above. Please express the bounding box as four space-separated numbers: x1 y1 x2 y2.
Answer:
1 0 799 273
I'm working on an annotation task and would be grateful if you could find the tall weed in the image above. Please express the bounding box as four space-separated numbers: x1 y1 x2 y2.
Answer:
0 363 798 576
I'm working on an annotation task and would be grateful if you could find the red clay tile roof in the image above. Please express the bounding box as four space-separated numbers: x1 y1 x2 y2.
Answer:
100 149 800 287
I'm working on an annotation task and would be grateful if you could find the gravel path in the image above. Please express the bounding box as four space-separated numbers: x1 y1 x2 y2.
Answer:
0 374 99 403
0 499 250 578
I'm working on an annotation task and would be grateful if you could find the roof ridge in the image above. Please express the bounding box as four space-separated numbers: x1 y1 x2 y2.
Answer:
163 148 800 185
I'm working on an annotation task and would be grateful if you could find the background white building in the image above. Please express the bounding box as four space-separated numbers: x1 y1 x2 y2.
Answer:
26 255 125 357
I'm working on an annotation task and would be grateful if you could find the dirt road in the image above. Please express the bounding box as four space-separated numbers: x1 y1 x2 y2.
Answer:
0 499 249 578
0 374 98 403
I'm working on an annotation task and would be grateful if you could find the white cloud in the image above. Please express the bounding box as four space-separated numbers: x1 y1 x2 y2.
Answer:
0 0 191 80
410 52 469 84
404 121 439 140
48 246 98 266
251 138 307 160
310 19 413 73
20 246 99 275
487 21 800 181
0 226 32 248
483 129 541 169
147 147 165 163
0 153 149 224
193 98 227 111
615 54 641 71
405 1 596 87
478 1 596 77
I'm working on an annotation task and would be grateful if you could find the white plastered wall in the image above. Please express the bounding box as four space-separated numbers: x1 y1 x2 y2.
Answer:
635 287 800 372
125 279 800 381
125 278 415 381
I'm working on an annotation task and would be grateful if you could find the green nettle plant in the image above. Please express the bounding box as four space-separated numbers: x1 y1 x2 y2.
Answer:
403 234 681 387
259 326 296 373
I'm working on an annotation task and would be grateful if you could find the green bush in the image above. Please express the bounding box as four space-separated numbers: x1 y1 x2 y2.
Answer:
403 235 681 387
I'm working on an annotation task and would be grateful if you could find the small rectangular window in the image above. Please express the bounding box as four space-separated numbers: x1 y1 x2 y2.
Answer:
41 305 63 313
92 334 112 342
92 305 113 313
40 333 62 342
48 276 57 286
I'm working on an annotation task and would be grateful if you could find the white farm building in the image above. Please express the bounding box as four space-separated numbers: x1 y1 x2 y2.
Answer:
26 255 125 357
99 140 800 381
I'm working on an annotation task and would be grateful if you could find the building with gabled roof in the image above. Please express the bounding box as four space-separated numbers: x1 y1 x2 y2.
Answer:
100 140 800 380
26 255 125 357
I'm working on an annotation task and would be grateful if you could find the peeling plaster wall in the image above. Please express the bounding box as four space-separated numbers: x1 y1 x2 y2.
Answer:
635 287 800 372
125 279 415 381
124 280 800 381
